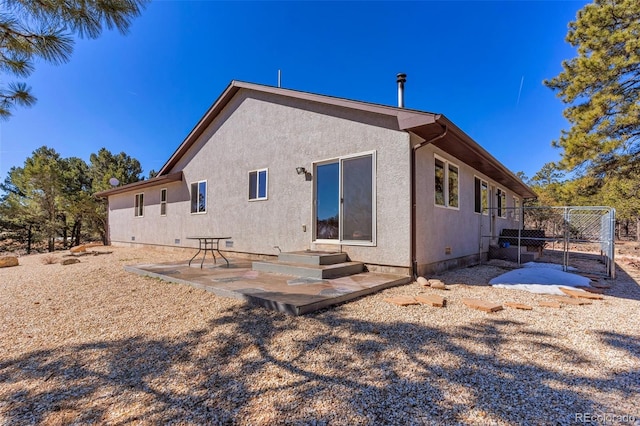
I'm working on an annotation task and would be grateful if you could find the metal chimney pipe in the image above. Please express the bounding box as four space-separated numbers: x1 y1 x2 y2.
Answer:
397 73 407 108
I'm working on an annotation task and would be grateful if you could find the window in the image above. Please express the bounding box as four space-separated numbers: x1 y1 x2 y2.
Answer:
482 181 489 214
160 188 167 216
434 156 459 209
134 193 144 217
435 158 445 206
249 169 268 201
448 164 459 208
474 177 488 215
314 151 376 245
190 180 207 213
497 188 507 218
514 197 520 221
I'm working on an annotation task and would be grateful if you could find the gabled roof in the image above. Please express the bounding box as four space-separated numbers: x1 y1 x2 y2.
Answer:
94 171 183 198
156 80 441 175
103 80 535 199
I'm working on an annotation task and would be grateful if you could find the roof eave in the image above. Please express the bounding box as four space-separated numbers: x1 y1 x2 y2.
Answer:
151 80 535 199
435 116 537 199
157 81 242 175
404 116 536 199
157 80 440 175
94 171 183 198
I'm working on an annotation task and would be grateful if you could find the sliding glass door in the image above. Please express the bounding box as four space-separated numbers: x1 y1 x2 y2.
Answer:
315 162 340 240
314 152 375 244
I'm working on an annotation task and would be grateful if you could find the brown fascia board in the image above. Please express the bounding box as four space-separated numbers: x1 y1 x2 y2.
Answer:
152 79 534 198
432 116 537 199
157 80 439 175
157 82 242 175
232 80 438 121
94 171 183 198
397 111 438 129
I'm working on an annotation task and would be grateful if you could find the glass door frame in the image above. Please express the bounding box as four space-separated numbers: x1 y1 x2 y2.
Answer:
312 150 377 247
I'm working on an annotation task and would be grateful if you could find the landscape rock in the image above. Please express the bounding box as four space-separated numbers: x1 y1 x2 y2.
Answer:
504 302 533 310
430 280 447 290
416 276 430 287
560 287 604 300
62 258 80 266
0 256 19 268
551 296 592 306
384 296 419 306
462 298 503 312
576 286 606 294
539 301 562 308
415 294 446 307
70 245 87 254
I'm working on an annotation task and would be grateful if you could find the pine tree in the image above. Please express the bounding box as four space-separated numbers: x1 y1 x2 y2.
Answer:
545 0 640 175
0 146 143 251
598 173 640 239
87 148 142 244
0 0 146 118
0 166 40 253
23 146 66 251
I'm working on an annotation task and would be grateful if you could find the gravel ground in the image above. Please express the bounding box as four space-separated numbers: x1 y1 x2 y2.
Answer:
1 246 639 425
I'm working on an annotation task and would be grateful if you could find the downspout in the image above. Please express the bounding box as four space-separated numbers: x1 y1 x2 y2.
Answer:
410 123 448 279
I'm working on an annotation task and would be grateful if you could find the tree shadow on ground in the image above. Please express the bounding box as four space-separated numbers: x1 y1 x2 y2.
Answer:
1 303 638 425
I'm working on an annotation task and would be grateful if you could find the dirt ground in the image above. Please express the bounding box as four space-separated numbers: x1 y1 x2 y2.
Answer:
0 242 639 425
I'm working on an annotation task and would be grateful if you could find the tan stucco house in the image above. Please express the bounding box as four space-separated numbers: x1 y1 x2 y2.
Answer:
97 79 536 277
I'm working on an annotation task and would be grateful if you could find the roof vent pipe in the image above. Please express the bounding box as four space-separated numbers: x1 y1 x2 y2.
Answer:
397 73 407 108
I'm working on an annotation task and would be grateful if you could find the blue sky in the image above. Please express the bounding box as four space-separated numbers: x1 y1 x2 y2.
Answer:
0 0 589 182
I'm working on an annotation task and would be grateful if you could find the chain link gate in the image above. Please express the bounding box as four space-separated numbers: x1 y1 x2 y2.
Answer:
522 206 616 278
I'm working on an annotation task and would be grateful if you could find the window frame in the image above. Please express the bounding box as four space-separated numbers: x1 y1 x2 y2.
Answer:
160 188 167 216
312 150 377 246
474 177 489 215
434 154 459 210
514 196 520 222
248 168 268 201
134 193 144 217
190 180 207 214
434 157 445 207
448 163 459 209
497 188 507 218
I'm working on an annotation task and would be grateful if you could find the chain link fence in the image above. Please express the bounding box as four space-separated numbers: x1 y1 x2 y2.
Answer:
522 206 616 278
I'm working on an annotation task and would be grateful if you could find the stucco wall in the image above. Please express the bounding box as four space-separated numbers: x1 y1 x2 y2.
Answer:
108 89 412 268
414 143 522 274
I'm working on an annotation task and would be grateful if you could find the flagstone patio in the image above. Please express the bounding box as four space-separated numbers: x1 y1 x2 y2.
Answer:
125 258 411 315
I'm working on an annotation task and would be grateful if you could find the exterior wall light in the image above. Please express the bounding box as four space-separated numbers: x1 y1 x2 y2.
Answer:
296 167 307 175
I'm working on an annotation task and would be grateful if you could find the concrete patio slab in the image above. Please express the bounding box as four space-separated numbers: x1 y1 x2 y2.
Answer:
125 258 411 315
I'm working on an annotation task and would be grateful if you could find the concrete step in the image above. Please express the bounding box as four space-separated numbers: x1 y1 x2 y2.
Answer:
252 260 364 279
278 251 347 266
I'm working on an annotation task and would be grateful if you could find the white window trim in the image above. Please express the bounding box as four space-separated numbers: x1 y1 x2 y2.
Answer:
312 150 377 247
514 196 521 222
482 181 489 216
134 193 144 218
434 154 459 210
190 180 207 215
474 176 489 216
248 168 269 201
497 187 507 218
160 188 167 216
